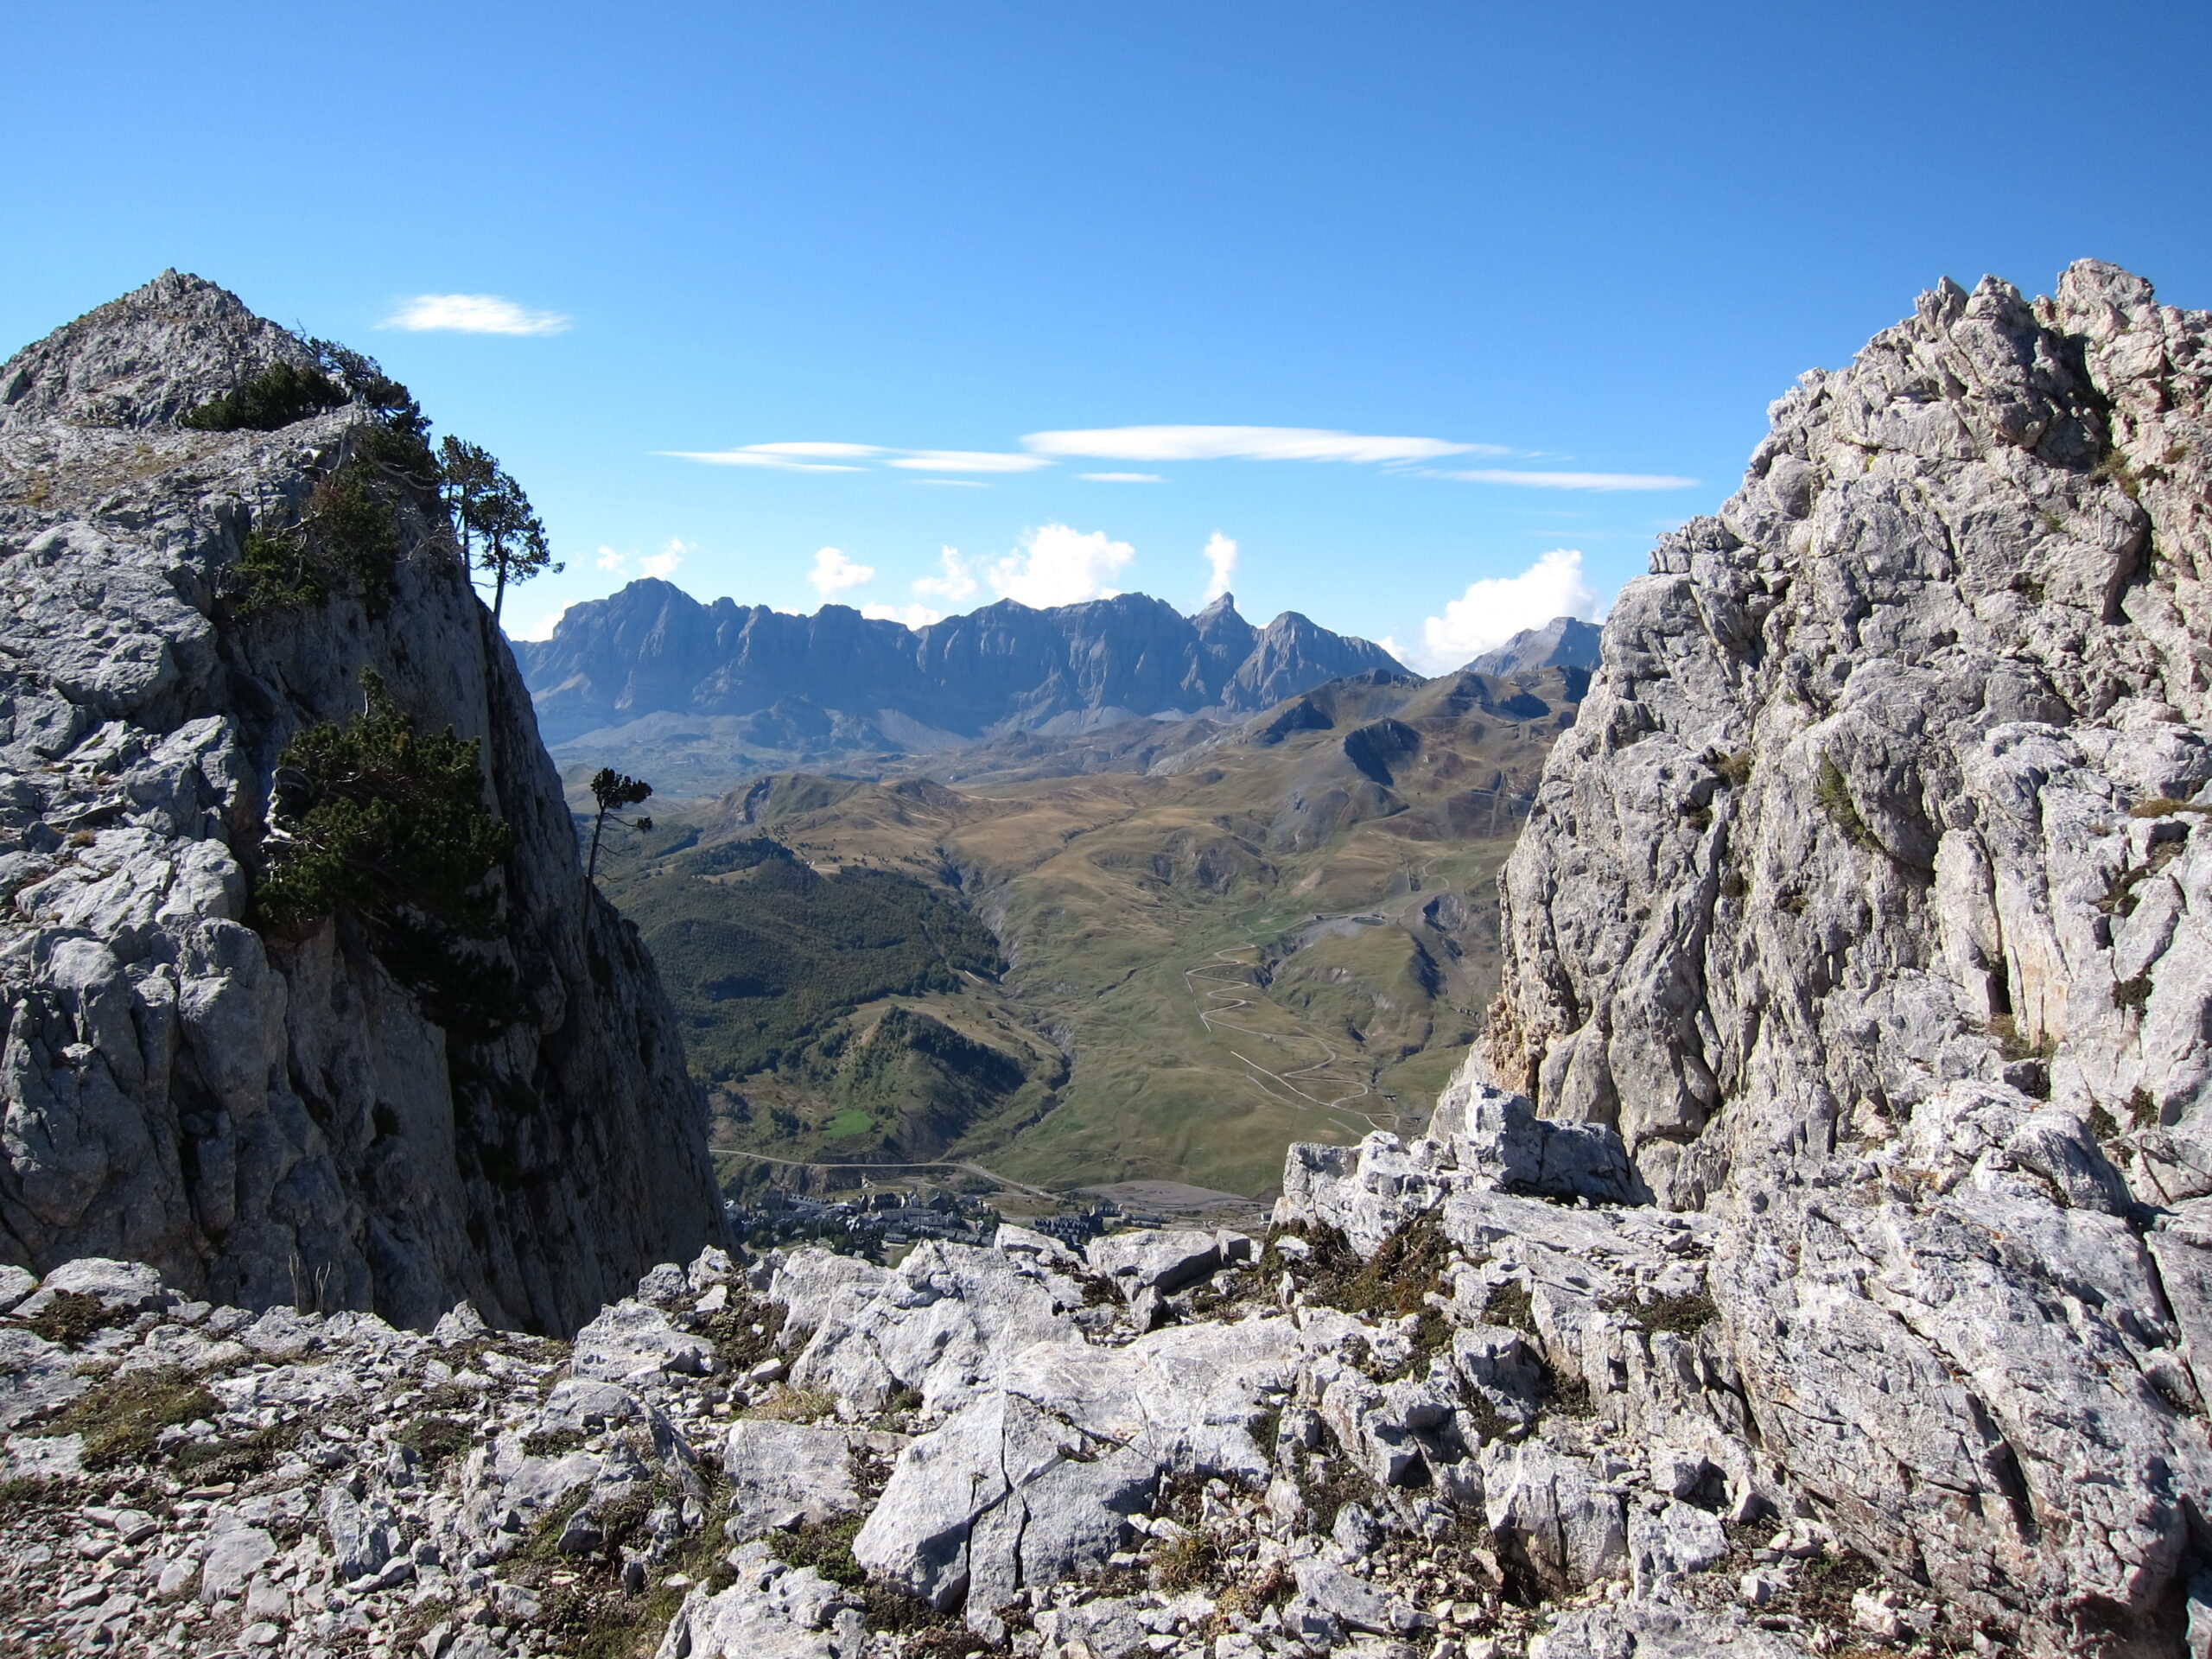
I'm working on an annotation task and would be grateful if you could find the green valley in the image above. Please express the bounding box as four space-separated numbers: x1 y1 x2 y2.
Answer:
590 664 1584 1199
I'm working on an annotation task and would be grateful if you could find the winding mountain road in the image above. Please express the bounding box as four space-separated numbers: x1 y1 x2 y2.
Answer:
1180 859 1452 1135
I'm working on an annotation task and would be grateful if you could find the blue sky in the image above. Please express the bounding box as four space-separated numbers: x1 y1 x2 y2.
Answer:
6 2 2207 668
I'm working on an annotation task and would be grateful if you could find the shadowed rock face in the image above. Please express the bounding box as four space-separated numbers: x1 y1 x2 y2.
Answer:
0 272 726 1333
1381 261 2212 1651
513 582 1408 747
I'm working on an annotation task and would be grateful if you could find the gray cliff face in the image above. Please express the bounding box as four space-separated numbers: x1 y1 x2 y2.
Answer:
1389 260 2212 1648
0 273 725 1333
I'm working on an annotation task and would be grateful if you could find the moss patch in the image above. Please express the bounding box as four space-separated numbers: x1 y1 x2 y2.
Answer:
37 1368 217 1470
17 1290 130 1350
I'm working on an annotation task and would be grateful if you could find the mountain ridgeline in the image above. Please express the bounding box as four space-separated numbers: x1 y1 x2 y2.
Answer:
516 582 1408 791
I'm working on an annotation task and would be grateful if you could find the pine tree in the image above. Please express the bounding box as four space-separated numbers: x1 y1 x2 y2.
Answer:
586 768 653 890
440 440 563 625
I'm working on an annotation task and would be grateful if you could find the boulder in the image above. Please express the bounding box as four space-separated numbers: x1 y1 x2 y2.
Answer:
721 1419 863 1541
16 1256 171 1318
652 1541 861 1659
571 1299 714 1382
1084 1230 1221 1296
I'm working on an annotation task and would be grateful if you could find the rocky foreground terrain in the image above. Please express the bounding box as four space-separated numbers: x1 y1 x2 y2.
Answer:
3 1091 1885 1659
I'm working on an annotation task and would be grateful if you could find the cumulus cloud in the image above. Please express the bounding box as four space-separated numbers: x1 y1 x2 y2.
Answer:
1413 549 1599 673
914 548 979 604
1438 468 1699 491
1082 472 1166 483
641 538 687 581
595 546 628 574
507 601 575 642
861 601 944 629
383 294 570 335
1024 425 1503 465
985 524 1134 608
1201 532 1238 603
809 546 876 598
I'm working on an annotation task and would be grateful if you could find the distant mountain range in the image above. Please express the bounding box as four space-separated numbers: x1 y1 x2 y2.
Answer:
515 581 1407 755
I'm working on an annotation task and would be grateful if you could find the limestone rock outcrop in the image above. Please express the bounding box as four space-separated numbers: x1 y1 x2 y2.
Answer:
0 272 725 1332
1360 258 2212 1654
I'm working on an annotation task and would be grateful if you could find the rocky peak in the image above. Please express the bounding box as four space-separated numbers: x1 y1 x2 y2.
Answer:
0 270 311 432
1428 257 2212 1650
1462 616 1602 679
0 277 725 1332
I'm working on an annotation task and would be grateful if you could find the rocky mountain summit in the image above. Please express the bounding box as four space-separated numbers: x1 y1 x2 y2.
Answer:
514 581 1406 791
1459 621 1601 683
0 273 725 1332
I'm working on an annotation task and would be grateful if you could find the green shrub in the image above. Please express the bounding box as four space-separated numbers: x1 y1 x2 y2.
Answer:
1633 1290 1716 1337
230 459 401 617
768 1513 866 1586
257 673 516 1032
179 360 348 431
1815 755 1884 854
259 673 512 937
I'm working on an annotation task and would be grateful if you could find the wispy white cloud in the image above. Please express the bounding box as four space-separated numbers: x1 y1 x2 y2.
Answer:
595 546 628 574
986 524 1134 607
861 601 944 628
1082 472 1166 483
915 548 978 604
1201 532 1238 603
641 538 688 581
915 479 990 488
383 294 570 335
662 442 1040 476
1024 425 1503 465
658 448 868 472
809 546 876 598
1438 469 1699 492
1413 549 1599 673
885 449 1052 474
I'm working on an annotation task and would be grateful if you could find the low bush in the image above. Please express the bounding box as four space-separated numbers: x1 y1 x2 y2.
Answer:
257 671 513 941
256 671 518 1033
1815 755 1885 855
230 458 402 617
179 360 347 432
393 1414 474 1471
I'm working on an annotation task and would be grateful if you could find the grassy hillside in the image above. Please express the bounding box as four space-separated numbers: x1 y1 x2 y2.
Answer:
594 664 1581 1198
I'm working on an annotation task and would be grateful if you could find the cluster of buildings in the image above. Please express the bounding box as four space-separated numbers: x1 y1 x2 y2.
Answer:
721 1185 1134 1260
